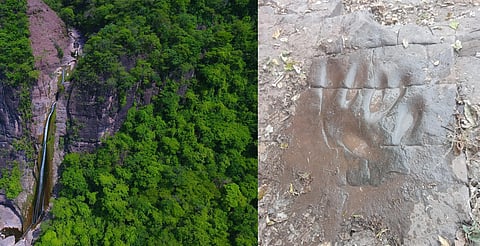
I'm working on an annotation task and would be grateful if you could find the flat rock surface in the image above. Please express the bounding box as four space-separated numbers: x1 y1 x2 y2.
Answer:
259 1 480 245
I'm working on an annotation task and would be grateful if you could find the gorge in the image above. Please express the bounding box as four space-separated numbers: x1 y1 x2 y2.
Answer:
1 0 258 244
1 0 83 244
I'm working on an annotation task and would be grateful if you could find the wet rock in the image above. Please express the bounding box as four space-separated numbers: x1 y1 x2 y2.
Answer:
0 86 25 198
277 10 470 244
14 230 33 246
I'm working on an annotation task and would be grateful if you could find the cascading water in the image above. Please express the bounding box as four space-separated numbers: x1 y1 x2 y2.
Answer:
32 102 56 226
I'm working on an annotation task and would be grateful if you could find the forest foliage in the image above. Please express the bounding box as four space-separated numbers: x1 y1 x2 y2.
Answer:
0 0 37 197
0 162 22 199
0 0 37 88
38 0 257 245
0 0 36 122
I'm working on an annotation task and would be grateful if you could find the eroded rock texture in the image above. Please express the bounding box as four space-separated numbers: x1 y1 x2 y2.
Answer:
308 45 454 186
65 83 135 153
0 86 23 167
274 11 469 245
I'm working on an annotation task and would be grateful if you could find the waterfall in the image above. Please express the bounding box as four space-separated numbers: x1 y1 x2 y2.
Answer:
32 102 56 225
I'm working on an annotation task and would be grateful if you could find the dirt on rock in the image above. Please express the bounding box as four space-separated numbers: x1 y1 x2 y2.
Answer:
259 1 480 245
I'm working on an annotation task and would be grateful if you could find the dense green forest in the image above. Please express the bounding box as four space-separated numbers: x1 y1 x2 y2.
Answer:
38 0 257 245
0 0 37 198
0 0 37 88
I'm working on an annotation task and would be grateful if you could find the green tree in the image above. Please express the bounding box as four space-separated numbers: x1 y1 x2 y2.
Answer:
39 0 258 244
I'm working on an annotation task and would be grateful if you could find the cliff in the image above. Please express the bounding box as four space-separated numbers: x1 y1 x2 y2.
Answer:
0 86 23 166
64 80 136 153
2 0 76 244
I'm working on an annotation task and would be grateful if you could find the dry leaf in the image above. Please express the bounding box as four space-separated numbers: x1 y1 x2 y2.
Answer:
452 40 462 51
258 184 268 200
270 58 279 66
351 214 364 219
284 61 295 71
463 100 478 128
293 64 301 74
289 183 294 193
438 235 451 246
288 183 299 196
272 29 282 39
264 125 274 137
449 20 460 30
292 94 300 101
266 215 275 226
280 53 289 63
376 228 389 238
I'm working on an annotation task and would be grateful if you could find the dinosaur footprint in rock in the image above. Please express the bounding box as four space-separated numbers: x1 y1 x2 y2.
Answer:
310 49 425 186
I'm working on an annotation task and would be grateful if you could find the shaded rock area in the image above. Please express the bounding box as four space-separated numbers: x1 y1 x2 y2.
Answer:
64 80 135 153
259 0 479 245
0 85 23 166
0 195 23 245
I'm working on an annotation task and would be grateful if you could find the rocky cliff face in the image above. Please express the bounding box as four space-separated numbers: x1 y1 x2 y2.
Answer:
0 86 23 167
1 0 142 243
1 0 74 244
21 0 71 217
27 0 70 139
64 83 135 153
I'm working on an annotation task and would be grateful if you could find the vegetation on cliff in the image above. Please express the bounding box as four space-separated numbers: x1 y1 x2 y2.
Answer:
0 0 37 88
0 162 22 199
38 0 257 245
0 0 37 198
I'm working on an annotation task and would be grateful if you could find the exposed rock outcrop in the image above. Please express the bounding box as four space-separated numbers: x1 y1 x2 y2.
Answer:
2 0 76 244
65 83 135 153
0 85 23 167
27 0 70 139
2 0 146 244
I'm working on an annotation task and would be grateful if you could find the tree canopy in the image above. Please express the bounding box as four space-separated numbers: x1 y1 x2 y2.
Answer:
0 0 36 197
38 0 257 245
